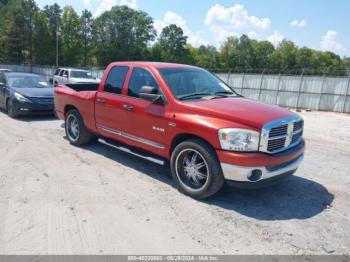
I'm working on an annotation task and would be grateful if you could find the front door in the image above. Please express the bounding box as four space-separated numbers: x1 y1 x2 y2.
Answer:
121 67 172 157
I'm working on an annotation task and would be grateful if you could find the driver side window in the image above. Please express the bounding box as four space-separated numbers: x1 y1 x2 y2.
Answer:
127 68 159 99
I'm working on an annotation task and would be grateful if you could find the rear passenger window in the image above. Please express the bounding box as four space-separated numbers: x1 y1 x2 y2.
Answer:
104 66 129 94
127 68 159 98
59 70 65 76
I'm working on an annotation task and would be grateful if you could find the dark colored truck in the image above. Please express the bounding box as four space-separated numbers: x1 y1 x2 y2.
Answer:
54 62 305 199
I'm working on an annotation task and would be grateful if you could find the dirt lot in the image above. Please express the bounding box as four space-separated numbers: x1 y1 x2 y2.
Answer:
0 110 349 255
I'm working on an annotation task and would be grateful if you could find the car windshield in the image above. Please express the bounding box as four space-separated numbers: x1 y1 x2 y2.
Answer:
70 70 93 79
7 74 51 88
158 68 237 100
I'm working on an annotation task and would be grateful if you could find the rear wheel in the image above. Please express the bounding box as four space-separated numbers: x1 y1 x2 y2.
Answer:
6 99 18 118
170 139 225 199
65 109 95 146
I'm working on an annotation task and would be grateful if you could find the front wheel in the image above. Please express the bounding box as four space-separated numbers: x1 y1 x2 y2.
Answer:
6 99 18 118
170 139 225 199
65 109 95 146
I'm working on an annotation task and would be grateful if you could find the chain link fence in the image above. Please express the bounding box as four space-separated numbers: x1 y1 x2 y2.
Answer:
1 64 349 113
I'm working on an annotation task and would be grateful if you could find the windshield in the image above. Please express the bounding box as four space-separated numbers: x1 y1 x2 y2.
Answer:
70 70 93 79
7 74 51 88
158 68 237 100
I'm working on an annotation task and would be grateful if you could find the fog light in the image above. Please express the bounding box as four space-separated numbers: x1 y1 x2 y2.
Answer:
247 169 262 182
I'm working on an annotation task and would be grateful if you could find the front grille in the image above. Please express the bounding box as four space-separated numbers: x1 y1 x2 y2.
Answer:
30 97 54 104
261 117 304 154
267 137 286 151
269 125 288 137
293 120 304 131
291 130 303 144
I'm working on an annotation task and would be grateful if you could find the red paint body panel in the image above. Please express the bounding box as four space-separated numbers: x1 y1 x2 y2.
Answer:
54 61 305 166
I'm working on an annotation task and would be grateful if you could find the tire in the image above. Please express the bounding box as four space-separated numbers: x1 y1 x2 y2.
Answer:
65 109 95 146
170 138 225 199
6 99 18 118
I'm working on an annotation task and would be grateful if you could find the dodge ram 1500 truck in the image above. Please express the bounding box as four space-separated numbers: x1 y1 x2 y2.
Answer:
54 62 305 199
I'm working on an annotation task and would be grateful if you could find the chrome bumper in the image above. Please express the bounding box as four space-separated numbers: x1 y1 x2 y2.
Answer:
221 154 304 182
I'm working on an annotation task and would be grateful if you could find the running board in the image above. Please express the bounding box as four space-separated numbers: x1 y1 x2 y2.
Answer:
98 138 165 165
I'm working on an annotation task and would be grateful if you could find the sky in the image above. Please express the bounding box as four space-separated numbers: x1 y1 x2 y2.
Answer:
35 0 350 57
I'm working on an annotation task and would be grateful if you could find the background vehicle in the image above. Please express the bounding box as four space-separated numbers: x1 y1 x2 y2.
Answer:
53 68 100 85
0 69 11 73
54 62 305 199
0 72 54 118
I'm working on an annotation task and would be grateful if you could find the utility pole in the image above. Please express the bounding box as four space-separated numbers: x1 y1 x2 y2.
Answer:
55 14 60 68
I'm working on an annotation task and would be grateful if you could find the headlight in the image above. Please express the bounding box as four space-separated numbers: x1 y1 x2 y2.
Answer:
218 128 260 152
14 92 30 102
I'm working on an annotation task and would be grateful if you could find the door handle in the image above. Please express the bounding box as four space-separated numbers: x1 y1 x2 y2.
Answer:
123 104 134 111
96 98 105 104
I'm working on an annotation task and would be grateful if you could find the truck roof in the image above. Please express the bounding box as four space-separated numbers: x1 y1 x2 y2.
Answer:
109 61 200 70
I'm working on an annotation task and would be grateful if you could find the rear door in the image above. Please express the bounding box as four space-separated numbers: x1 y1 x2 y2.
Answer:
95 66 131 141
62 70 69 84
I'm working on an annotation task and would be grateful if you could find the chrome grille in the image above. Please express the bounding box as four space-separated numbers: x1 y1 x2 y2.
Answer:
260 116 304 154
293 120 304 131
269 125 288 137
267 137 286 151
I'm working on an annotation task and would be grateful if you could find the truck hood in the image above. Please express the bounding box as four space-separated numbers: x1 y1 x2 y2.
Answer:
182 97 294 129
69 78 100 83
12 87 54 98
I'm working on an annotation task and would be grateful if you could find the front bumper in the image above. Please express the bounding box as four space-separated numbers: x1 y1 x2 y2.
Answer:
221 153 303 182
217 140 305 187
13 100 54 114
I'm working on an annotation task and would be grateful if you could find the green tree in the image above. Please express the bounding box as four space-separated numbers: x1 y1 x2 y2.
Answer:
92 5 156 66
43 3 62 65
158 24 189 63
0 0 27 64
220 36 239 69
189 45 221 69
61 6 82 66
80 9 94 67
272 40 298 73
251 40 275 71
32 10 51 65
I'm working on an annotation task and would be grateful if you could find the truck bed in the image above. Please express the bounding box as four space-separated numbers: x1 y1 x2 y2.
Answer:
65 83 100 92
54 83 98 133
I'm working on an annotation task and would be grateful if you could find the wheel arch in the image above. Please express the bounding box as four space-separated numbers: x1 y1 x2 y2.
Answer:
64 104 78 116
169 133 215 157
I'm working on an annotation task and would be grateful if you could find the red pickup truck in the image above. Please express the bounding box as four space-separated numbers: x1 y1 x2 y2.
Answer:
54 62 305 199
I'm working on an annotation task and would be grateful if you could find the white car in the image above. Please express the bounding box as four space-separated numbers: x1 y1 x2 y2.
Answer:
53 68 100 85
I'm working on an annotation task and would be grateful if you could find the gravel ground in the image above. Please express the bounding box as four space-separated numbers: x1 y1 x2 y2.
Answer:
0 110 349 255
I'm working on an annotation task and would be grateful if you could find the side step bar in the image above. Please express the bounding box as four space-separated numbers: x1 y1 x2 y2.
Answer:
98 138 165 165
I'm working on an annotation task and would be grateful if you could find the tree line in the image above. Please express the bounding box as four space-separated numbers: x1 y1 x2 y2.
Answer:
0 0 349 75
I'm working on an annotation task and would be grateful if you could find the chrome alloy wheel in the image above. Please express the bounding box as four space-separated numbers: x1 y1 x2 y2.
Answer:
175 149 209 192
66 114 80 142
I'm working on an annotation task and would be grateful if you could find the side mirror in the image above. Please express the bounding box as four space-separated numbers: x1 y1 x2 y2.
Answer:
139 86 165 105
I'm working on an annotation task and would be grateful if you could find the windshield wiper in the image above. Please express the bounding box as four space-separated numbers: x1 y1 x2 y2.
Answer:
178 92 213 100
217 89 243 97
214 91 236 96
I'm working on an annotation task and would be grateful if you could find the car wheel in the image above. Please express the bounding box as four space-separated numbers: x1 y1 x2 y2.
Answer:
6 99 18 118
65 109 95 146
170 138 225 199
